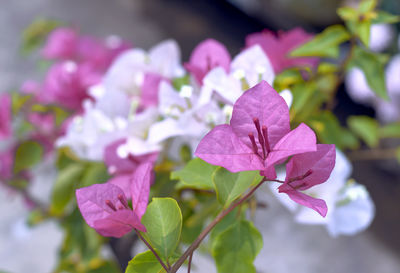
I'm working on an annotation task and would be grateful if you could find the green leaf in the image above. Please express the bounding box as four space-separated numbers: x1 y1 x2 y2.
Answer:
358 0 377 14
348 47 389 100
125 250 168 273
273 69 304 91
141 198 182 260
290 25 350 58
356 20 371 47
212 168 262 207
380 123 400 138
212 220 263 273
172 158 217 190
14 141 43 173
395 147 400 164
347 116 379 148
80 162 110 188
50 163 85 215
317 62 338 74
372 11 400 24
11 92 32 115
309 111 359 150
21 18 61 55
172 75 190 91
337 7 358 21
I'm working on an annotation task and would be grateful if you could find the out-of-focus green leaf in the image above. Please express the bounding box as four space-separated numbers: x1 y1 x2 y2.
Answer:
317 62 338 74
172 75 190 91
372 11 400 24
212 220 262 273
125 250 168 273
21 18 61 55
11 92 32 115
309 111 359 150
347 116 379 147
380 123 400 138
290 25 350 58
358 0 377 14
337 7 358 21
212 168 262 207
141 198 182 261
273 69 304 91
50 163 85 215
80 162 109 188
395 147 400 164
348 47 389 100
356 20 371 47
172 158 217 190
14 141 43 173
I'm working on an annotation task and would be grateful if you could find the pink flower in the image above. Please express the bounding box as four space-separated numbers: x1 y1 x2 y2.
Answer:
278 144 336 216
0 94 12 140
104 139 159 176
184 39 231 84
195 81 316 179
44 61 101 111
76 163 153 237
139 73 166 110
245 28 319 73
0 147 14 181
42 27 79 60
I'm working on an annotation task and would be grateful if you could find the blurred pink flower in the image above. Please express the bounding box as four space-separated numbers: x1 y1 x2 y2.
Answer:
246 28 319 73
0 94 12 140
195 81 316 179
76 163 153 237
42 27 79 60
278 144 336 216
185 39 231 84
0 147 14 181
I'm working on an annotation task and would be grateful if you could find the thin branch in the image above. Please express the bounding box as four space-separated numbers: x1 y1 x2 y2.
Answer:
187 252 193 273
347 148 397 161
134 229 170 272
170 179 266 273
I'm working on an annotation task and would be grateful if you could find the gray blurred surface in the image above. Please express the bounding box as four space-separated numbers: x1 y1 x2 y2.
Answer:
0 1 399 273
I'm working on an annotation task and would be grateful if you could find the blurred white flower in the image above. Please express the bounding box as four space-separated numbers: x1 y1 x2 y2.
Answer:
269 149 375 236
369 24 394 52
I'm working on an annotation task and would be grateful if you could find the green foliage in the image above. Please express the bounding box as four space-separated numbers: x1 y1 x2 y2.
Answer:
348 47 389 100
212 220 263 273
290 25 350 58
80 162 110 188
380 123 400 138
273 69 304 91
21 18 61 55
309 111 359 150
172 158 217 190
212 168 262 207
31 104 70 126
172 75 190 91
126 250 169 273
14 141 43 174
11 92 32 115
141 198 182 261
50 163 85 215
347 116 379 147
396 147 400 164
372 11 400 24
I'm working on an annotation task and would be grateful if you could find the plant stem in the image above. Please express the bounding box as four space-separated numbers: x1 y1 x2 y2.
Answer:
134 229 170 272
347 148 398 161
187 252 193 273
169 179 266 273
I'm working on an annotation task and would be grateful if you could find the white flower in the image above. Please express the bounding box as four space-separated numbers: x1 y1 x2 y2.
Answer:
269 149 375 236
369 24 394 52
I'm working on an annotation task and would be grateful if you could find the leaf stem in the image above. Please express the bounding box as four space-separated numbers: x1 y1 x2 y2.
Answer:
169 178 266 273
187 252 193 273
134 229 170 272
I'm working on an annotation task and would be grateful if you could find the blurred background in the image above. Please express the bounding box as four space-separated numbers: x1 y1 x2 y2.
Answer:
0 0 399 272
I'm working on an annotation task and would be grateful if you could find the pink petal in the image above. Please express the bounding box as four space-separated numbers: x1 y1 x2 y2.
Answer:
42 27 79 60
267 123 317 167
278 186 327 217
245 28 318 73
195 124 264 172
76 183 127 227
285 144 336 190
185 39 231 83
0 94 12 140
94 209 145 237
230 81 290 150
109 175 132 198
140 73 164 109
131 163 153 219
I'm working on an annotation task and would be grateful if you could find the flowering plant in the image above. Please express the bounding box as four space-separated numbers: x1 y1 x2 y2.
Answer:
1 0 398 272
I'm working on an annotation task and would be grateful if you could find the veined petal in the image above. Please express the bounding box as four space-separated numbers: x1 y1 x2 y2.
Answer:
230 81 290 149
131 163 153 219
267 123 316 167
94 209 145 237
278 185 327 217
195 124 264 172
285 144 336 190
